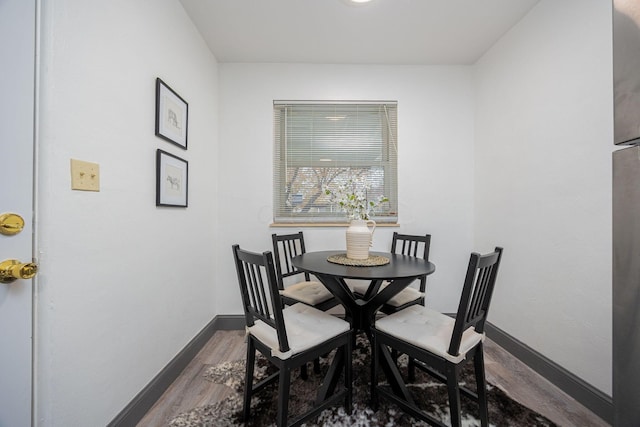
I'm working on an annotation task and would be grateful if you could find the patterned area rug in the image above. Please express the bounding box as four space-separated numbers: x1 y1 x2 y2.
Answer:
169 335 558 427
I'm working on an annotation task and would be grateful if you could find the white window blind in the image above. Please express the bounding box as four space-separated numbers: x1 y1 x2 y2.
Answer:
273 101 398 223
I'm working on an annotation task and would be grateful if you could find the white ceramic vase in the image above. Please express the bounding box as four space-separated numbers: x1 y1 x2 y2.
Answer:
346 219 376 260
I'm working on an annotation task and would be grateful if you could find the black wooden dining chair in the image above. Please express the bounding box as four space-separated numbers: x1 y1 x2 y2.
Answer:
232 244 352 427
273 232 342 379
370 247 503 427
351 232 431 314
272 232 340 312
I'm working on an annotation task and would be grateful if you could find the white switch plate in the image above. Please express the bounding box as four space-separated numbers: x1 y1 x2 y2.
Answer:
70 159 100 191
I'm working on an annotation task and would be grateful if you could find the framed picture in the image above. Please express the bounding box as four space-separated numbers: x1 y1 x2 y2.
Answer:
155 78 188 149
156 149 188 207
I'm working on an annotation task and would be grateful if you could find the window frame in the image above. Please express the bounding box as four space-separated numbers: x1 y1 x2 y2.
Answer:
273 100 398 224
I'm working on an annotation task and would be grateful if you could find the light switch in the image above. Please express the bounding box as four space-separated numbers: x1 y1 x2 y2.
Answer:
70 159 100 191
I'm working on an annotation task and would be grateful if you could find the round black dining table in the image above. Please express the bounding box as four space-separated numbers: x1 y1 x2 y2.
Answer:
291 250 436 334
292 250 436 401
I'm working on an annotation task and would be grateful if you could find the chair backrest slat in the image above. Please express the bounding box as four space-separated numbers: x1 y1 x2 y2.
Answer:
233 244 290 353
391 232 432 292
283 239 294 272
272 232 311 288
245 262 267 319
466 264 492 325
253 262 272 320
448 247 503 357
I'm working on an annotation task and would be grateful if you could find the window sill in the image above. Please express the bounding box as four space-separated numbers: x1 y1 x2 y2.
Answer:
270 223 400 228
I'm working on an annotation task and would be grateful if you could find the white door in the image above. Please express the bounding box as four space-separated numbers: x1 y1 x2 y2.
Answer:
0 0 37 425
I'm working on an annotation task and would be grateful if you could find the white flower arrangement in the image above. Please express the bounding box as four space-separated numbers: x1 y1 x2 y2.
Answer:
324 180 389 221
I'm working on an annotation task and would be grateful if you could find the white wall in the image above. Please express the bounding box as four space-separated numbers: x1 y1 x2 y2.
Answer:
29 0 614 423
474 0 612 394
217 64 476 314
36 0 219 424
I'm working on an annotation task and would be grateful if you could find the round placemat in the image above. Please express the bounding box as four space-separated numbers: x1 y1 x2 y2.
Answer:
327 253 390 267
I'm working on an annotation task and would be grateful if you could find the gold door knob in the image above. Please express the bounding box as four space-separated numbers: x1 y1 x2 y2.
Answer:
0 259 38 284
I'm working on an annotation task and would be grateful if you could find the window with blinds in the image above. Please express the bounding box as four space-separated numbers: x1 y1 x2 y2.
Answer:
273 101 398 223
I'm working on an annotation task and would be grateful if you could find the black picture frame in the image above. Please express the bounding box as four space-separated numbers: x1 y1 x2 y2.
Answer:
155 78 188 149
156 149 188 207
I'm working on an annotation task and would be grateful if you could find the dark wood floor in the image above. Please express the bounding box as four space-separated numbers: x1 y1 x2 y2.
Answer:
138 330 610 427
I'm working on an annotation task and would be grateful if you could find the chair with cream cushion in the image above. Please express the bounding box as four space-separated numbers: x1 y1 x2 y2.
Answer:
272 232 342 378
351 232 431 314
232 244 352 427
272 232 339 312
371 247 503 427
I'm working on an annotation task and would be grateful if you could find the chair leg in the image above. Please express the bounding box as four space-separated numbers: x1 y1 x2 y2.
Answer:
345 338 353 414
407 357 416 383
370 334 379 410
446 363 462 427
299 358 321 379
243 337 256 422
277 365 291 427
474 344 489 427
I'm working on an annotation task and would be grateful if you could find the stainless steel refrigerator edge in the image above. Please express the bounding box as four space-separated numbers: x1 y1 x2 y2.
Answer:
613 1 640 425
613 147 640 426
